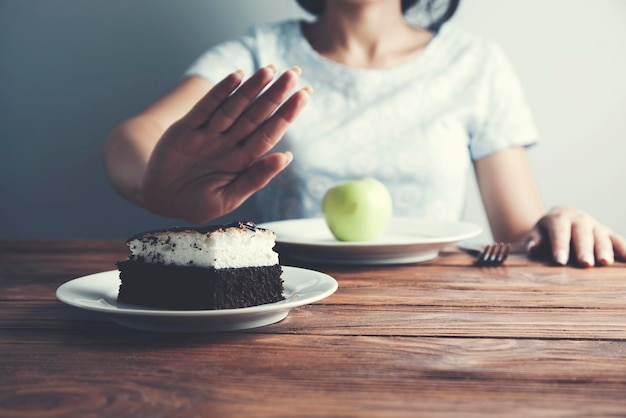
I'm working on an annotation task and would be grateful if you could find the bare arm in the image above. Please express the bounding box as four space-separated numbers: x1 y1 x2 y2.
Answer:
474 146 544 247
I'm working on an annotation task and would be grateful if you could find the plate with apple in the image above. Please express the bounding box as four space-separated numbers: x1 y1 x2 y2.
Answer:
259 179 482 265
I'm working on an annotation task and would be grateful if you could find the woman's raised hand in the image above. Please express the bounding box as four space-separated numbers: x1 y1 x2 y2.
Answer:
140 66 311 223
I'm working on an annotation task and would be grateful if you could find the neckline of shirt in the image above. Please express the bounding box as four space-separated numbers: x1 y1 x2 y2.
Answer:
288 19 450 80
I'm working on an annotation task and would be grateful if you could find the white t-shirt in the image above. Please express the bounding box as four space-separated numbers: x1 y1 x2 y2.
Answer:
185 20 539 222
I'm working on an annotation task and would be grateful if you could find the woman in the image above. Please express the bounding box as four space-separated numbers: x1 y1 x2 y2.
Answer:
103 0 626 266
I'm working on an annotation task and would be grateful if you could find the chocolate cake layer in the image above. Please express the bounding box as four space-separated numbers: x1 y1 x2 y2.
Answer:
117 260 284 310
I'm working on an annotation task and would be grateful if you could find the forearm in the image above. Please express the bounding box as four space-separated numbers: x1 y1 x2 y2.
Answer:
474 147 545 250
102 116 164 207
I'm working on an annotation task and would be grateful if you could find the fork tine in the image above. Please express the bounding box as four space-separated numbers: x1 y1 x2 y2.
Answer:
492 242 510 265
489 244 500 264
473 243 510 266
474 245 492 266
493 243 504 264
499 243 511 264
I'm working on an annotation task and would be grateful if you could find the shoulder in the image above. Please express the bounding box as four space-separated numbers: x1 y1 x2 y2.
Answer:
436 23 498 52
433 23 508 66
425 23 519 90
194 20 299 64
245 19 301 44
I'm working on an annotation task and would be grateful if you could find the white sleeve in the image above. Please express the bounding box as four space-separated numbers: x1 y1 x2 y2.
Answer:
469 44 540 161
183 30 259 84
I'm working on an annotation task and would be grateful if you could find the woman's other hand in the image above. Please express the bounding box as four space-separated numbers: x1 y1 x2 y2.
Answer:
140 66 311 223
526 206 626 267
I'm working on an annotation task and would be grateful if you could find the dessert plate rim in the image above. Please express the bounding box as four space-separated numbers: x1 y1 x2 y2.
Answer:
55 266 338 332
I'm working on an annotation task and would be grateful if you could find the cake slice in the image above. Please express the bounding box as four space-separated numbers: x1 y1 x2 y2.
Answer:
116 221 284 310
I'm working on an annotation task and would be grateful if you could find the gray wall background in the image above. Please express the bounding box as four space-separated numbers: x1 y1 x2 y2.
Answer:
1 0 625 240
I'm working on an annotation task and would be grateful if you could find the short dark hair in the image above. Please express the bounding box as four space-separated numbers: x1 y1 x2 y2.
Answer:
295 0 460 31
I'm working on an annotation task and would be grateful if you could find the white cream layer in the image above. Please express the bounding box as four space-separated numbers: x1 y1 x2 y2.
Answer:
128 228 278 269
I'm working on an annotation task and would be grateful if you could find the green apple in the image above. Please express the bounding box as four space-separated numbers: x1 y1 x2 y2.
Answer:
322 178 393 242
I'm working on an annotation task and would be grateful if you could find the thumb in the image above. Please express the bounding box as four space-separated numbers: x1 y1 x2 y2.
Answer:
524 221 550 258
525 224 544 258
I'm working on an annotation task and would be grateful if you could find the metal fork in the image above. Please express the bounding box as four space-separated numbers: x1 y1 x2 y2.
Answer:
473 242 511 267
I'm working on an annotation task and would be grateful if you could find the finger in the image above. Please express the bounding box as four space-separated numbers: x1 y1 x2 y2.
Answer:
545 214 572 266
571 217 595 267
183 70 244 129
611 233 626 261
206 65 277 133
226 152 294 205
240 86 312 159
225 66 302 141
594 226 614 266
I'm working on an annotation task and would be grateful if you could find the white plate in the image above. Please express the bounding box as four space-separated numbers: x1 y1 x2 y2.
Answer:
259 217 482 265
56 266 337 333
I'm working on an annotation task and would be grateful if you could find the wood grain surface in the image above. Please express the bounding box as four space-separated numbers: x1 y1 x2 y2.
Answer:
1 240 626 417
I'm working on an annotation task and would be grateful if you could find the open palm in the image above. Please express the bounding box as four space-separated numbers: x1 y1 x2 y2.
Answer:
140 66 310 223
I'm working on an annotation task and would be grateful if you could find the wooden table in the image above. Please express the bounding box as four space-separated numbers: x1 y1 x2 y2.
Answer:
2 240 626 417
